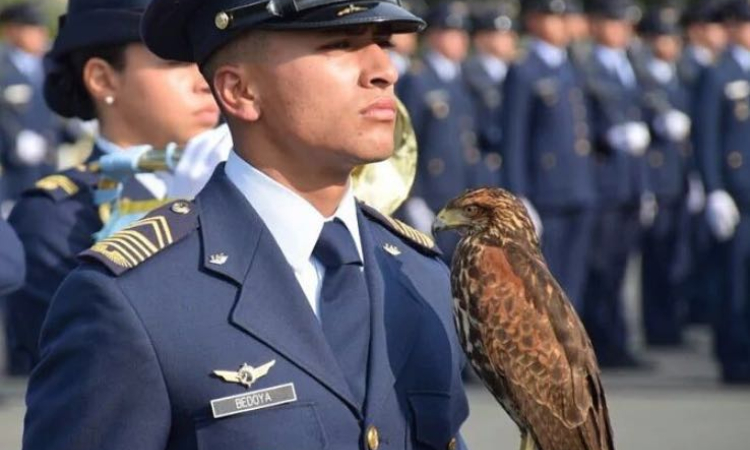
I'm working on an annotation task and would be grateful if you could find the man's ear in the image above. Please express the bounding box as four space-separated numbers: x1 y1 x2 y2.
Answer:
213 65 260 122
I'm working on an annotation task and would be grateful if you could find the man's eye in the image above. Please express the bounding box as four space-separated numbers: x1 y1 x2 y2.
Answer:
376 39 395 49
321 40 352 51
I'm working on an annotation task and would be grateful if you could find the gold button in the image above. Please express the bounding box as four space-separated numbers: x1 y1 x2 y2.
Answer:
431 101 450 119
541 152 557 170
215 11 232 30
648 150 664 168
366 425 380 450
728 151 744 169
428 158 446 176
171 201 191 215
575 139 591 156
464 146 481 165
485 152 502 171
448 437 457 450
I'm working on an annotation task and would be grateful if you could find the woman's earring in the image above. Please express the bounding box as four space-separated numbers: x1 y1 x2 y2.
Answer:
104 95 115 105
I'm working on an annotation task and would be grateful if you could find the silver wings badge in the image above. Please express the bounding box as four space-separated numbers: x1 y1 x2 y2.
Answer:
212 360 276 389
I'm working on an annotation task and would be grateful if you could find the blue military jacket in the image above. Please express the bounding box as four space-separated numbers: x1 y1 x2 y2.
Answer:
23 167 469 450
6 145 157 366
0 217 24 296
636 62 691 203
398 60 478 212
501 51 596 210
0 45 63 201
582 52 648 206
694 50 750 207
463 56 505 188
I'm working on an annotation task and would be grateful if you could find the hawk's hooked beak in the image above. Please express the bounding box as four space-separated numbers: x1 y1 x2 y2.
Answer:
432 207 469 235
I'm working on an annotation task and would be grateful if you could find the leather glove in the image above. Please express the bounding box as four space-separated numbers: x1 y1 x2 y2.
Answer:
167 124 233 199
520 197 544 239
15 130 47 165
654 109 691 142
706 190 740 241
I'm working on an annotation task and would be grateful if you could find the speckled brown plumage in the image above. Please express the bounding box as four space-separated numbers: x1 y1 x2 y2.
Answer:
435 188 615 450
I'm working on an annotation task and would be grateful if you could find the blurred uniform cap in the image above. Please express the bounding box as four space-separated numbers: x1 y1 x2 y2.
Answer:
472 1 519 33
142 0 425 64
522 0 575 15
0 2 45 26
567 0 585 14
589 0 643 22
681 1 726 26
639 6 682 36
426 1 471 31
49 0 151 59
722 0 750 22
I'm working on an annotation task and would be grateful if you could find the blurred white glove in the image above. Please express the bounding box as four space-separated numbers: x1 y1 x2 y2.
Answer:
521 197 543 239
706 190 740 242
15 130 47 165
167 124 233 199
404 197 436 235
606 122 651 156
686 173 706 214
654 109 691 142
640 192 658 228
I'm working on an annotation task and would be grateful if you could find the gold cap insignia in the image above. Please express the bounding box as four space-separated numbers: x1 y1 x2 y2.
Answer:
215 11 232 30
213 360 276 389
337 4 368 16
383 243 401 256
209 253 229 265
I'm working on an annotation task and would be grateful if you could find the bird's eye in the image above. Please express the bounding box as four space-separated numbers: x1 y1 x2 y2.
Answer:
464 205 478 215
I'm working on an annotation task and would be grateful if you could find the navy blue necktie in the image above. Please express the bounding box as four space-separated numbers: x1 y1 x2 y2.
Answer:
313 219 371 408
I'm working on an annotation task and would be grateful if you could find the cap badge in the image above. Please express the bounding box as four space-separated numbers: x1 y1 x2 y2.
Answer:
337 4 368 17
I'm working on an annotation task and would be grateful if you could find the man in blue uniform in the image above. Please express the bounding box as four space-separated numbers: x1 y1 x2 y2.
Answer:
398 1 476 261
635 5 693 347
462 1 518 189
501 0 596 310
22 0 470 448
0 217 24 296
580 0 652 368
0 3 69 209
694 0 750 384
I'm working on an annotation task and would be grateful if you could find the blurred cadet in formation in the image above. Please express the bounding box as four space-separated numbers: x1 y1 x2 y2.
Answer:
0 3 73 212
579 0 651 368
694 0 750 384
463 1 517 188
502 0 596 310
2 0 223 376
0 216 24 297
398 0 477 262
634 5 693 347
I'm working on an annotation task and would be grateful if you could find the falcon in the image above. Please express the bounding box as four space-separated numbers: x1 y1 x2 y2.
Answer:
433 188 614 450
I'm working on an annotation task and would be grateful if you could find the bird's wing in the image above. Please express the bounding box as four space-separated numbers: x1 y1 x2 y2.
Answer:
469 242 602 429
212 370 241 383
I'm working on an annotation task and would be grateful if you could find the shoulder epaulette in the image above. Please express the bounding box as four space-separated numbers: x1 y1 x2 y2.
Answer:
30 166 98 202
360 203 441 257
79 200 198 276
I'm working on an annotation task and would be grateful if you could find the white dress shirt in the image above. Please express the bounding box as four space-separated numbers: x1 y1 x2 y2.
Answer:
532 38 568 69
732 45 750 73
595 45 636 87
224 151 363 318
94 135 169 199
426 50 461 82
477 52 508 83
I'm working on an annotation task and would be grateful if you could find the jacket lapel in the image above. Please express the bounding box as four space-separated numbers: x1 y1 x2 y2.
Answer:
197 167 361 416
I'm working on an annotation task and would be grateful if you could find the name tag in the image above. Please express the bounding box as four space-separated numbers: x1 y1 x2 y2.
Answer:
210 383 297 419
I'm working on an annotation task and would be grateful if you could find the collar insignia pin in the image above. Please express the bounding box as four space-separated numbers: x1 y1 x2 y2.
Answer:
383 243 401 256
209 253 229 265
213 360 276 389
337 4 367 16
